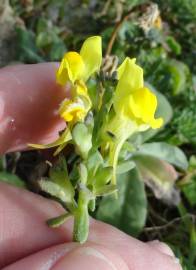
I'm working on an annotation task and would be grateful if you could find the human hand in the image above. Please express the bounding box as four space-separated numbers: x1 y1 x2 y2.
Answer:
0 64 182 270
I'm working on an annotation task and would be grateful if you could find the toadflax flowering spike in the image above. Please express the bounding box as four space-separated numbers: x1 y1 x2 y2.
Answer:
28 36 166 245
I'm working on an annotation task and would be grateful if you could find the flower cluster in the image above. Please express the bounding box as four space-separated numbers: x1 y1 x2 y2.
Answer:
29 36 163 243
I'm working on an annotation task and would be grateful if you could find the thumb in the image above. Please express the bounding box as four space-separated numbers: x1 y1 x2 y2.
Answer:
0 63 66 154
3 243 129 270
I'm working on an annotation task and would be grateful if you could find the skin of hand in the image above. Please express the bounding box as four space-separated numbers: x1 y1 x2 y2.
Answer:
0 63 182 270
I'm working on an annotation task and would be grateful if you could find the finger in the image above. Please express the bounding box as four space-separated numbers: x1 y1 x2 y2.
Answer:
0 183 182 270
0 182 71 268
147 240 175 257
3 242 129 270
91 222 182 270
0 63 66 154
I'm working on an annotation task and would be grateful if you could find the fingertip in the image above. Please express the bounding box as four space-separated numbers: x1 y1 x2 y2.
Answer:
147 240 175 257
0 63 67 154
52 244 129 270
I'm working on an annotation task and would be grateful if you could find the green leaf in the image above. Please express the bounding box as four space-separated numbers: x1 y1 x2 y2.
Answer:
133 155 178 201
36 17 49 33
39 179 74 206
49 156 69 182
16 28 44 63
93 166 112 188
49 41 67 61
87 79 99 110
166 36 182 55
86 150 103 178
165 60 189 95
190 227 196 264
155 90 173 125
72 123 92 159
0 172 26 188
96 169 147 236
117 160 135 174
47 213 72 228
36 32 53 48
49 157 75 206
182 177 196 206
94 185 117 196
137 142 188 170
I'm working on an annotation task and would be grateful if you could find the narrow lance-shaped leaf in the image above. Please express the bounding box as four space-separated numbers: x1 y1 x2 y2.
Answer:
47 213 72 228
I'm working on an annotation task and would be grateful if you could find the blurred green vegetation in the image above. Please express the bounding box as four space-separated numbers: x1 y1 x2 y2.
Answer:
0 0 195 268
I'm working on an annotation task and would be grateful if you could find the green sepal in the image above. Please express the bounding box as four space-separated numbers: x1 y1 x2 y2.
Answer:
94 184 118 196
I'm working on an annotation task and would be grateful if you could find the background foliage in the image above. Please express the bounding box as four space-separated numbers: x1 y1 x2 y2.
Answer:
0 0 195 269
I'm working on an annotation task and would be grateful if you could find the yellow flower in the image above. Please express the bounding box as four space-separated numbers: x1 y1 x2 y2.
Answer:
57 36 102 85
106 57 163 186
29 36 102 154
59 98 86 123
114 57 163 131
56 36 102 123
59 81 92 123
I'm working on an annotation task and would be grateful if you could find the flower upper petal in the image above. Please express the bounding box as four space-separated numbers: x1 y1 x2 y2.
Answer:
56 52 85 85
56 56 70 85
117 57 143 89
65 52 85 83
117 57 136 80
80 36 102 82
114 58 143 113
